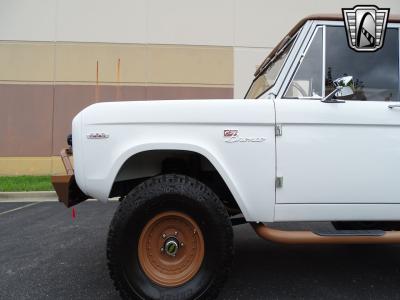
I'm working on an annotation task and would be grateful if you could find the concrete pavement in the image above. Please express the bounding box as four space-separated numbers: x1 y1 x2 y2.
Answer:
1 200 400 299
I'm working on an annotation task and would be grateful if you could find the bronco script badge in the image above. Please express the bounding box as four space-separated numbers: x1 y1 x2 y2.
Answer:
342 5 390 52
87 133 109 139
223 129 266 143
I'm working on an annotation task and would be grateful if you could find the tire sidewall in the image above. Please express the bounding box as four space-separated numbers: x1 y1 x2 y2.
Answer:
108 175 233 300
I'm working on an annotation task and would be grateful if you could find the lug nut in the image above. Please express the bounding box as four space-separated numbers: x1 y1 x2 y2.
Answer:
162 234 166 239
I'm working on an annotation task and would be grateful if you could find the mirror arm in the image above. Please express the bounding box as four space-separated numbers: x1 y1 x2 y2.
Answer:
321 86 346 103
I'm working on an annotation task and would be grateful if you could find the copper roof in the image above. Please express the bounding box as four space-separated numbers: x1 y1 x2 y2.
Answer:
254 14 400 76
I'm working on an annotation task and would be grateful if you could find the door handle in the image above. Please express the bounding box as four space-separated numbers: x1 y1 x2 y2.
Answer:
388 104 400 109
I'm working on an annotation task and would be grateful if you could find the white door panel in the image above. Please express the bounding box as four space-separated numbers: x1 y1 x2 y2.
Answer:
275 203 400 222
276 100 400 204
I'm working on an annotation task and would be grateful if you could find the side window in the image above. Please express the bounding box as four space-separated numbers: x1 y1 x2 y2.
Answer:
325 26 399 101
284 27 323 98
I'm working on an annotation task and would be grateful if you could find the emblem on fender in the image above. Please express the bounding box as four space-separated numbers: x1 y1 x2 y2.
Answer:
223 129 266 143
87 133 109 139
224 130 238 138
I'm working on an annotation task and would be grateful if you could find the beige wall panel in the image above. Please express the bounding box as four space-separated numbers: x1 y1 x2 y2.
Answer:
56 43 232 85
234 0 400 47
52 84 231 155
148 46 233 85
52 84 147 154
0 42 54 82
52 85 98 155
234 47 271 98
0 0 56 41
55 43 148 83
0 157 52 176
146 86 233 100
0 156 68 175
56 0 147 43
148 0 234 46
0 84 53 157
52 156 69 175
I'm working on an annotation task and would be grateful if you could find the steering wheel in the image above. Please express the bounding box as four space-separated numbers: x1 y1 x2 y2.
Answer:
291 81 308 97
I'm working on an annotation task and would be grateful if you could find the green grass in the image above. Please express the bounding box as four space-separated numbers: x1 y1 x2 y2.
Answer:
0 176 54 192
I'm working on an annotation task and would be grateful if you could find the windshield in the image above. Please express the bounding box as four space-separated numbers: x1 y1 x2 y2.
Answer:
245 38 295 99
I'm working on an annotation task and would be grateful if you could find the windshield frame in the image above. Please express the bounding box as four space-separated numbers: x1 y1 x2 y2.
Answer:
244 32 300 99
282 25 325 100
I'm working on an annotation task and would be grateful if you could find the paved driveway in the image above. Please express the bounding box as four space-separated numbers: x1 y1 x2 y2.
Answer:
1 200 400 299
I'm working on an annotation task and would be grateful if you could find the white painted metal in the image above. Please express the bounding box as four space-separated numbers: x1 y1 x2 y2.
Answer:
275 203 400 222
322 25 326 98
268 23 312 98
275 100 400 205
72 19 400 223
275 21 320 99
73 100 276 222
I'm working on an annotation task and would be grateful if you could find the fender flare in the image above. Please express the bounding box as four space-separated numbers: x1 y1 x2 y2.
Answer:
106 142 250 219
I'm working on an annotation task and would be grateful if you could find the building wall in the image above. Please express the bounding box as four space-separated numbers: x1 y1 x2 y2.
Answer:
0 0 399 175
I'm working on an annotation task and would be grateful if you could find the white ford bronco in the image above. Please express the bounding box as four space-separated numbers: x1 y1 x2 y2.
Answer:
52 14 400 299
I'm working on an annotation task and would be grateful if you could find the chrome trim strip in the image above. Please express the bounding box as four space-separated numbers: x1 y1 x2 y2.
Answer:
322 25 326 98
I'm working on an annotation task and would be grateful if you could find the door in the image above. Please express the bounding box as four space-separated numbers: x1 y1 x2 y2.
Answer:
275 24 400 205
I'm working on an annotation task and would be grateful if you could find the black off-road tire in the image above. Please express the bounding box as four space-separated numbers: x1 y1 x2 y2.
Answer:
107 174 234 300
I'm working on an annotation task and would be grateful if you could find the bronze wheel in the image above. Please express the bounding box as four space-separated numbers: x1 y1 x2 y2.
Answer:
107 174 233 300
138 211 205 287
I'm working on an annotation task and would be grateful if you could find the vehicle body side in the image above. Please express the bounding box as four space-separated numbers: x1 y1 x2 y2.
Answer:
71 17 400 224
250 18 400 222
73 100 276 222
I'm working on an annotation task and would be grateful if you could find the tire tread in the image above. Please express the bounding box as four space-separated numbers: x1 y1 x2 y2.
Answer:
107 174 233 300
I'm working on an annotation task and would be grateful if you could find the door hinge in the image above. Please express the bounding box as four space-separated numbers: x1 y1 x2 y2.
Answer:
275 124 282 136
276 176 283 188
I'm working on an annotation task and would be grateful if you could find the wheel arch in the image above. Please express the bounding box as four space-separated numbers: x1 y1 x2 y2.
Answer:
107 143 249 218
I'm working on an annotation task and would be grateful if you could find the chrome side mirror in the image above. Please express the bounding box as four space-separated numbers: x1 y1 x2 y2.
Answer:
322 76 354 103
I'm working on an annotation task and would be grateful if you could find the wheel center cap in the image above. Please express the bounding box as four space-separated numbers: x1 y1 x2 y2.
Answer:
164 238 179 257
